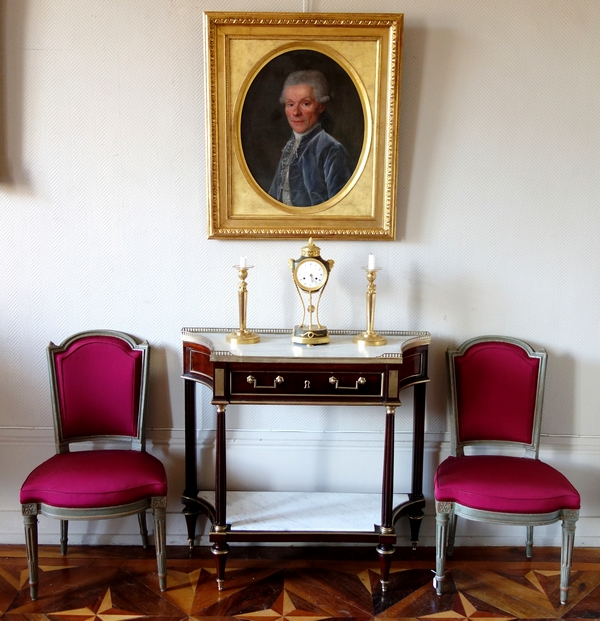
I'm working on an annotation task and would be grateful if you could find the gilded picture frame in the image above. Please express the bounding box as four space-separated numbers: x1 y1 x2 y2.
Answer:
205 12 403 240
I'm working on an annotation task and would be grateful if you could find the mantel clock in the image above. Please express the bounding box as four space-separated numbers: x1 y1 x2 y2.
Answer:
288 238 334 345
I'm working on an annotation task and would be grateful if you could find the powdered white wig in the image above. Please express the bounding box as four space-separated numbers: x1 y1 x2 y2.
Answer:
280 70 331 104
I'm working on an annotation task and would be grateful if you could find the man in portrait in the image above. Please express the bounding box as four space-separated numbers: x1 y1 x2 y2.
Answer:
268 70 352 207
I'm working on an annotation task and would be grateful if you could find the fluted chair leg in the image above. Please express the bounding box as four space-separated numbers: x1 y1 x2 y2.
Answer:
152 497 167 592
23 507 39 601
435 502 451 595
525 525 534 558
138 511 149 548
447 513 457 556
60 520 69 555
560 511 579 605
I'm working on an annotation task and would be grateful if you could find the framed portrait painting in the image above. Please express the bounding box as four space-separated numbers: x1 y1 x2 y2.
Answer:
205 12 404 240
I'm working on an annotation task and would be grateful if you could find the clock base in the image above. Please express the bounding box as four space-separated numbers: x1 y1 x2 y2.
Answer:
291 325 330 346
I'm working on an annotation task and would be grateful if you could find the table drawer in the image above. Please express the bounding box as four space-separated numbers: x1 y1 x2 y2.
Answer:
230 370 384 399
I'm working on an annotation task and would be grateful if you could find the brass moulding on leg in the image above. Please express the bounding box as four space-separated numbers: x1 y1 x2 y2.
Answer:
353 267 387 346
227 265 260 345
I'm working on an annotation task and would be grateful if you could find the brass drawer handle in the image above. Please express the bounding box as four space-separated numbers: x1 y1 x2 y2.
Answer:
246 375 284 389
328 376 367 390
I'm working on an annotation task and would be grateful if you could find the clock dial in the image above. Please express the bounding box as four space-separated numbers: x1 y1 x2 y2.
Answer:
295 259 328 292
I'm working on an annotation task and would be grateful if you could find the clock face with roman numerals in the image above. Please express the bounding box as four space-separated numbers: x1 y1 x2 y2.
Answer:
294 258 328 292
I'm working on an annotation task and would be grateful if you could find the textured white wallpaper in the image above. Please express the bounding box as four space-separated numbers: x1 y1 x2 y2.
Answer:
1 1 600 543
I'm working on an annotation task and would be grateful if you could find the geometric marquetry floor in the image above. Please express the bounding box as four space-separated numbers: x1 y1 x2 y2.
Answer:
2 544 600 619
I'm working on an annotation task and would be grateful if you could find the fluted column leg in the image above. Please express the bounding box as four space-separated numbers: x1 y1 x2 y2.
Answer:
152 497 167 592
435 502 452 596
560 510 578 605
138 512 149 548
60 519 69 556
526 525 534 558
22 505 39 601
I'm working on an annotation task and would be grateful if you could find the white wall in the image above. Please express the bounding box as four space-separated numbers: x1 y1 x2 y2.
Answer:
1 0 599 548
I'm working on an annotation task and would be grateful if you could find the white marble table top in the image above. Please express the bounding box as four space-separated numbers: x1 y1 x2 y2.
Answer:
182 328 430 364
197 490 409 532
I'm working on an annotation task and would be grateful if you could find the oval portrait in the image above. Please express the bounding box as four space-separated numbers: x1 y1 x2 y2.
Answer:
239 48 366 210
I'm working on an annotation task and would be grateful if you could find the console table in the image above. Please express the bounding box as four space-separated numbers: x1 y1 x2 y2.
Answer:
181 327 430 591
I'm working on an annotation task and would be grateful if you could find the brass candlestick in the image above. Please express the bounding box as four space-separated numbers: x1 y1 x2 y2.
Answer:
353 266 387 346
226 265 260 345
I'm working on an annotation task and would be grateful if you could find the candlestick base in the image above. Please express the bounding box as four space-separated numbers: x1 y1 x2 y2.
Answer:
353 330 387 346
226 329 260 345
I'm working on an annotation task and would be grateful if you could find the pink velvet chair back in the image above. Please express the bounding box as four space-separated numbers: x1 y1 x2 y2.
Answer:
48 331 149 451
447 337 547 457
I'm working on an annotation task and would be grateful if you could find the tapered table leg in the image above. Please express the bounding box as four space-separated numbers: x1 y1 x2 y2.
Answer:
410 382 427 548
378 405 396 591
183 379 199 547
212 539 230 591
212 404 229 590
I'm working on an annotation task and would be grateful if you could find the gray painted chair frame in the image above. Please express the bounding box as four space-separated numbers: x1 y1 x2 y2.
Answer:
434 335 579 605
21 330 167 600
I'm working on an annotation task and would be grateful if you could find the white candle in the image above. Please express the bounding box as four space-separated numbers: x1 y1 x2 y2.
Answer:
368 253 375 270
239 255 247 268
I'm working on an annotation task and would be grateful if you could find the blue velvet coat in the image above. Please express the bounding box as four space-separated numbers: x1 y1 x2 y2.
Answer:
269 124 352 207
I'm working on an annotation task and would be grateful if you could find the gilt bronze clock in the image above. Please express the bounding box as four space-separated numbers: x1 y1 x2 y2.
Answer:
288 238 334 345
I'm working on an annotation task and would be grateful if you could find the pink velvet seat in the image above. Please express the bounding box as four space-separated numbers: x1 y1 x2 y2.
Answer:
20 331 168 601
21 450 167 508
433 337 580 605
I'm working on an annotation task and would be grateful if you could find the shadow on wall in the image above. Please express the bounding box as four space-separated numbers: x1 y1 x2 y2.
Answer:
542 349 576 437
146 343 175 431
405 262 452 433
425 337 453 434
1 0 27 185
397 26 455 244
0 1 6 181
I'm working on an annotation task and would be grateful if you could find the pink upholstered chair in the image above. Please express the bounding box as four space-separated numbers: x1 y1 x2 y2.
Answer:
434 336 580 605
20 330 168 600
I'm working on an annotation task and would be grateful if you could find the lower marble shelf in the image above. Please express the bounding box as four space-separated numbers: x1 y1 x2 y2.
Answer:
196 490 409 532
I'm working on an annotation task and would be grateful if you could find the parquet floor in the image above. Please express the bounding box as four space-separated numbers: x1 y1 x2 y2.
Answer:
2 544 600 620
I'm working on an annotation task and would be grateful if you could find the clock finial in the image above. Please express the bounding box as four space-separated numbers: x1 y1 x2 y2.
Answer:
301 237 320 258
